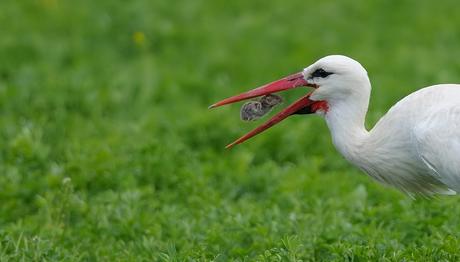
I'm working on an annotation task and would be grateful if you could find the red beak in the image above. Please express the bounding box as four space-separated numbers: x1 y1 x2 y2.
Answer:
209 72 317 148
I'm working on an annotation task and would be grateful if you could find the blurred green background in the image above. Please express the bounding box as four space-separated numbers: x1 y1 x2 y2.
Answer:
1 0 460 260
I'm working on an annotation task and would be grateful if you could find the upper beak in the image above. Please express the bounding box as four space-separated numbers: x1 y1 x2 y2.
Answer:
209 72 317 148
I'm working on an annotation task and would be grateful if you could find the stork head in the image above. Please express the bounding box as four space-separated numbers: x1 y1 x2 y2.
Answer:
209 55 371 148
303 55 371 105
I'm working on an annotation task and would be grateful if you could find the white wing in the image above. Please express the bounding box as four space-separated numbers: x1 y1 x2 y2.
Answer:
414 104 460 192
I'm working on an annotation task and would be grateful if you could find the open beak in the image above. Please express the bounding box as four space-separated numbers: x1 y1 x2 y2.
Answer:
209 72 317 148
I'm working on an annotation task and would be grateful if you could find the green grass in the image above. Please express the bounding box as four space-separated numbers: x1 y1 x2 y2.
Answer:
1 0 460 260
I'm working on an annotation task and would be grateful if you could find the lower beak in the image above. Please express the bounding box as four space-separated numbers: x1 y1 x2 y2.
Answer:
209 72 317 148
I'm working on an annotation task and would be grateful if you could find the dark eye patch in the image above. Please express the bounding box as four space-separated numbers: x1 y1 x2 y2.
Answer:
311 68 333 78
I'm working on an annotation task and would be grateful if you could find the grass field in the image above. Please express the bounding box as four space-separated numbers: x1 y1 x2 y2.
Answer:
1 0 460 260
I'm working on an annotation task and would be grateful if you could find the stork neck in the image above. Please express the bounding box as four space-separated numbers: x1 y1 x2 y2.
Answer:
324 98 370 162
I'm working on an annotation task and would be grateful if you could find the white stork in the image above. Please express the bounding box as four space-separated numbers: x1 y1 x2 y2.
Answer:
210 55 460 196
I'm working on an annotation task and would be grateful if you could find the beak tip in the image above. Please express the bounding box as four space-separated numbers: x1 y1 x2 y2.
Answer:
208 103 218 109
225 142 237 149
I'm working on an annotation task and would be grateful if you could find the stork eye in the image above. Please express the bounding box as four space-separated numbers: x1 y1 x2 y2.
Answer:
312 68 333 78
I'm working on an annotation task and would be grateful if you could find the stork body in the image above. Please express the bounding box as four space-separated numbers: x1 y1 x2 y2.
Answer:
328 83 460 195
211 55 460 196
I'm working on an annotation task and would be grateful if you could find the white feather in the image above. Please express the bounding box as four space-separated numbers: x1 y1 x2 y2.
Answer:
304 56 460 196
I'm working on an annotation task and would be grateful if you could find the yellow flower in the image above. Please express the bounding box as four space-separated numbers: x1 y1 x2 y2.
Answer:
133 31 146 46
41 0 57 8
